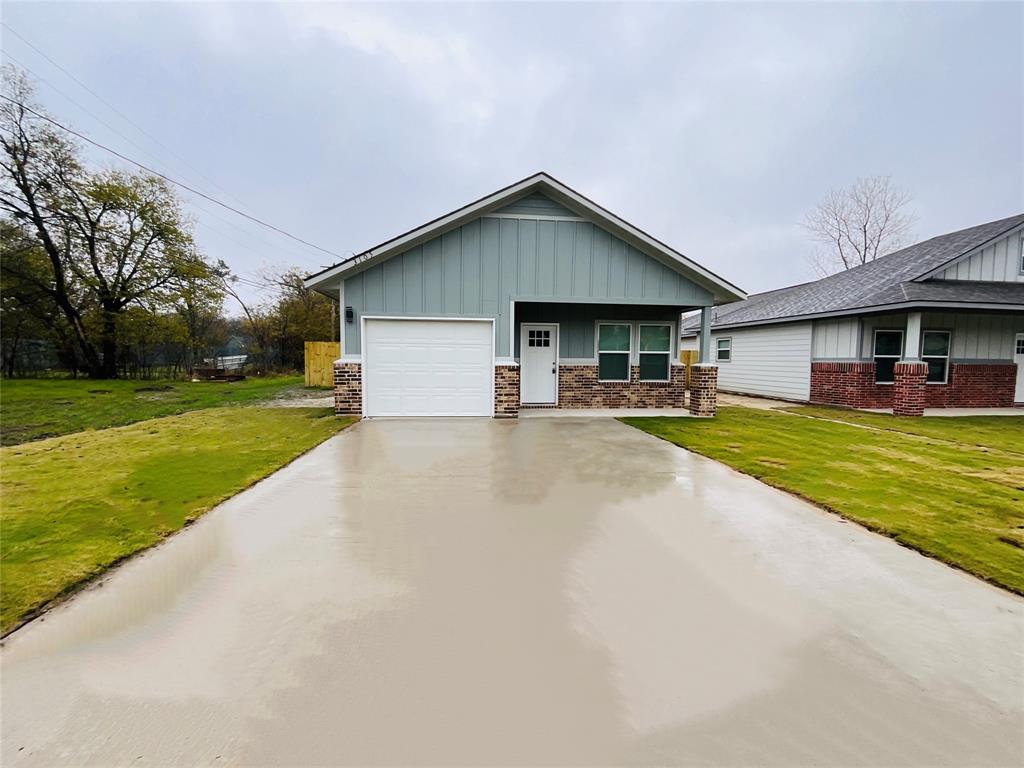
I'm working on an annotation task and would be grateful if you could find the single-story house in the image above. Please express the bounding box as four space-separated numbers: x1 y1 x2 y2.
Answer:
304 173 745 418
681 213 1024 415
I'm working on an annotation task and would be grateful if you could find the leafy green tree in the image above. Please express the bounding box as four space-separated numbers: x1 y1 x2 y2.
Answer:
1 66 218 377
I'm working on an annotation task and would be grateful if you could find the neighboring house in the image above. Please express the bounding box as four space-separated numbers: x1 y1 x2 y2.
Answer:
681 214 1024 415
304 173 745 417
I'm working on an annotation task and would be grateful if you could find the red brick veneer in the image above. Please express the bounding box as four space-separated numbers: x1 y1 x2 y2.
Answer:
893 362 928 417
811 361 1018 411
494 365 520 418
810 362 892 408
688 365 718 416
924 363 1017 408
333 362 362 415
555 364 687 408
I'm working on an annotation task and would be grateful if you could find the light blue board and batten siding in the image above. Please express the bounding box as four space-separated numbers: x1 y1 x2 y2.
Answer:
343 216 712 356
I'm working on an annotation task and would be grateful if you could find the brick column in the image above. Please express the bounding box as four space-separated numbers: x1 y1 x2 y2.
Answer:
333 361 362 415
688 364 718 417
494 364 520 418
892 361 928 417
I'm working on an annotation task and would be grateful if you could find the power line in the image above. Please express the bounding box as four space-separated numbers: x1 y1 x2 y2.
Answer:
2 22 260 219
0 94 350 264
3 38 333 266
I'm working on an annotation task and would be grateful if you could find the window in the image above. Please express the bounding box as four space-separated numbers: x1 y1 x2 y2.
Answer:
638 324 672 381
598 323 631 381
922 331 951 383
716 338 732 362
1019 238 1024 274
1017 337 1024 356
527 329 551 348
873 330 903 383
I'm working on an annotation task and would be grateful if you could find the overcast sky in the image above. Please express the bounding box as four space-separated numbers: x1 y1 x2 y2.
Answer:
3 2 1022 306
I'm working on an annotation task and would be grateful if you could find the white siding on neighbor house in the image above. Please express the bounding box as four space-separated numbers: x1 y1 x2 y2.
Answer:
932 227 1024 283
859 312 1024 360
811 318 860 359
679 336 698 352
712 323 812 401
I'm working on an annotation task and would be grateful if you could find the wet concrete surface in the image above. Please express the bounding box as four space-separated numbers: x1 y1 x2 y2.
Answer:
2 418 1022 766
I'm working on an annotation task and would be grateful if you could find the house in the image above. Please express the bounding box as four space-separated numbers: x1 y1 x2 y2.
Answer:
304 173 745 418
681 214 1024 415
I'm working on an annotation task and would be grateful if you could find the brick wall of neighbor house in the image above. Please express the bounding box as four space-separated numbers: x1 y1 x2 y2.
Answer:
333 362 362 415
924 363 1018 408
494 365 520 417
811 361 1018 410
892 362 928 417
810 362 893 408
555 365 687 408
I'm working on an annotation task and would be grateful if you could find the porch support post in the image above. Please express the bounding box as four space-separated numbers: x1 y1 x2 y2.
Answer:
904 311 922 360
698 306 713 364
893 361 928 417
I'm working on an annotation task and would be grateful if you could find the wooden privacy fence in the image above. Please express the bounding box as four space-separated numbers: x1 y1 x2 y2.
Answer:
679 349 698 389
304 341 339 388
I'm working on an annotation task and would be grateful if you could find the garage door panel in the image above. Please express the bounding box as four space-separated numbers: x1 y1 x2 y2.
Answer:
364 319 493 417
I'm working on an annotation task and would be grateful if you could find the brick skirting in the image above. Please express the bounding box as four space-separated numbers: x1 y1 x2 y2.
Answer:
494 364 520 418
332 362 362 415
555 364 687 409
810 362 892 408
810 361 1018 413
926 363 1017 408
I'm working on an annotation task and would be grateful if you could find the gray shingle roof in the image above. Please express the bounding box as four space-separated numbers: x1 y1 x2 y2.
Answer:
685 213 1024 332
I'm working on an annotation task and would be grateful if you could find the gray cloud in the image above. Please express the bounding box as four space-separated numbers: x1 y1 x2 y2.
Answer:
4 2 1021 305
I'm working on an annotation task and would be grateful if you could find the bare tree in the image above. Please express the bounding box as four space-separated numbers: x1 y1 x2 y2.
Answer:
803 176 915 276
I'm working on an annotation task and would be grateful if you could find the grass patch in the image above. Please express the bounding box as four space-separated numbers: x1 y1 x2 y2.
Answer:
0 376 307 446
784 405 1024 456
621 407 1024 595
1 407 355 634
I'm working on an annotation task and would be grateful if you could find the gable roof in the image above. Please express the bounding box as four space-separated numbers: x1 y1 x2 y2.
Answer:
304 172 746 303
683 212 1024 332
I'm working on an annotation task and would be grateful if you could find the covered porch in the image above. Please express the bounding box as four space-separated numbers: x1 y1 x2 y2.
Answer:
496 301 720 418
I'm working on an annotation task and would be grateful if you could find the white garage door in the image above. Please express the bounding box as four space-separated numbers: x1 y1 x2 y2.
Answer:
363 319 493 417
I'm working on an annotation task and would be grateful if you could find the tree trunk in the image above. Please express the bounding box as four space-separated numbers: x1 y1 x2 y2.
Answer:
99 309 118 379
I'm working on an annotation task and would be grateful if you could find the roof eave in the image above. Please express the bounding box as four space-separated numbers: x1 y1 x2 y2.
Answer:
683 299 1024 334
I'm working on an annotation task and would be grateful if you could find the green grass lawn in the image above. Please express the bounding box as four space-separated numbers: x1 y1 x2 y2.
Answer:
785 405 1024 456
0 376 308 446
622 407 1024 595
1 407 355 634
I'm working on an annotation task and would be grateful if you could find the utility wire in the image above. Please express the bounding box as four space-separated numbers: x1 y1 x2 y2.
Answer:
2 22 259 218
2 31 322 265
0 93 351 263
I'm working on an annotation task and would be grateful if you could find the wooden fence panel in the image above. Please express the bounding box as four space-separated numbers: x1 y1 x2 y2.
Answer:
679 349 698 389
304 341 339 388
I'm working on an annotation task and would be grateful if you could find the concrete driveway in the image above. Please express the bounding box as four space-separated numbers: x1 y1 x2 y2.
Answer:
2 418 1022 766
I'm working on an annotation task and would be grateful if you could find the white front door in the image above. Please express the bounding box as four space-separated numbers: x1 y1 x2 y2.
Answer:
520 324 558 404
1015 333 1024 403
363 318 493 417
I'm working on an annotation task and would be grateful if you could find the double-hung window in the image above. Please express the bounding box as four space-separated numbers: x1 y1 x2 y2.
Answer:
922 331 951 383
598 323 631 381
638 324 672 381
873 330 903 383
716 338 732 362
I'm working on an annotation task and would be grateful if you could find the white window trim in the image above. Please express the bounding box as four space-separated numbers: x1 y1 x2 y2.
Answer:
1018 238 1024 275
638 322 673 382
596 321 633 382
872 328 904 385
922 330 951 385
716 336 732 363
